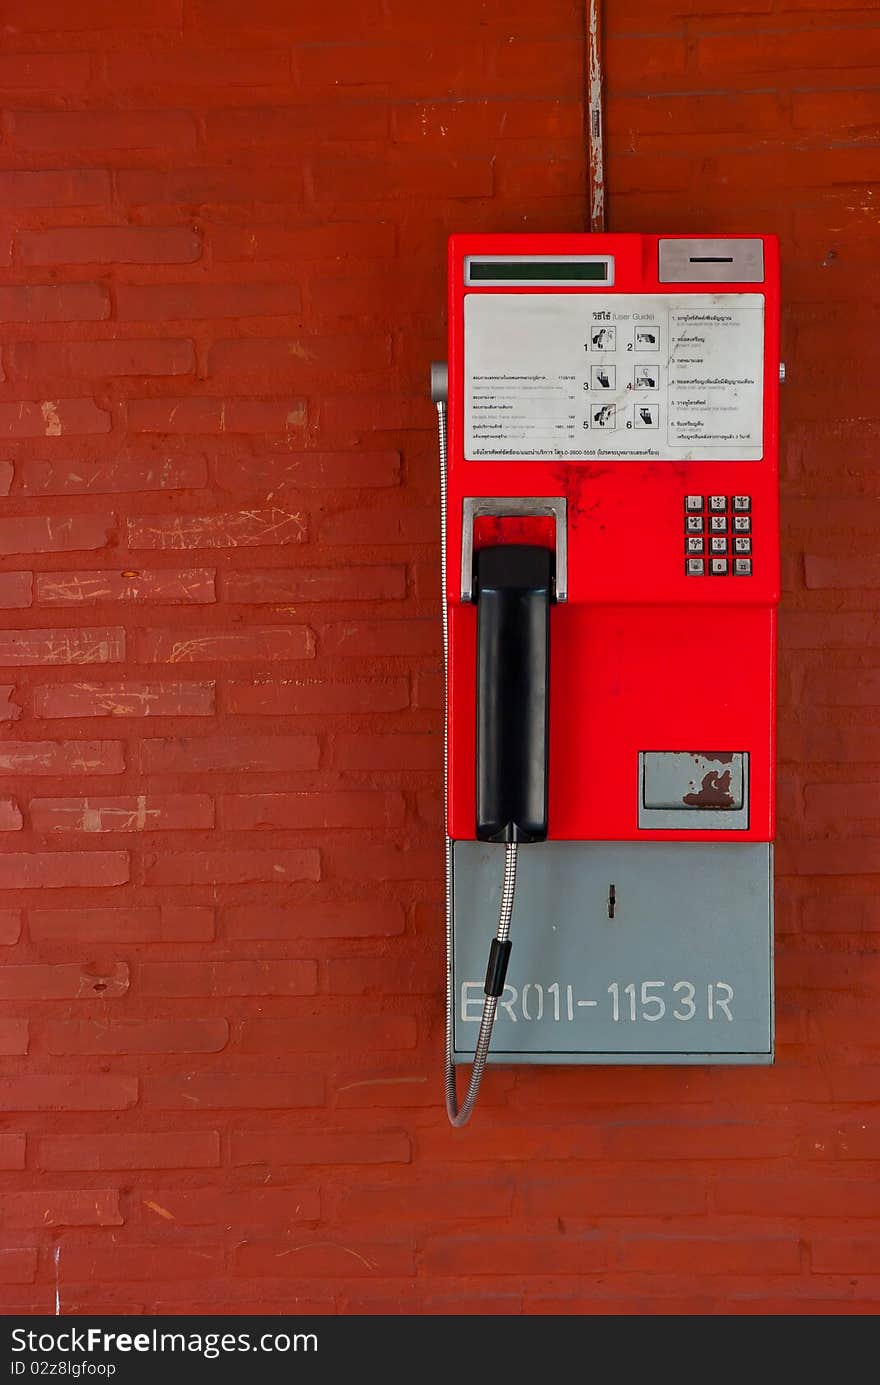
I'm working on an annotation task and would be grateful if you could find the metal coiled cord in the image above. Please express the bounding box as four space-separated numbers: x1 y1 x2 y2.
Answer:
437 394 517 1127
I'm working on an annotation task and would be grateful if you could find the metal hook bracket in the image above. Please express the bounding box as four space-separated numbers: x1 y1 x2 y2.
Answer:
460 495 568 603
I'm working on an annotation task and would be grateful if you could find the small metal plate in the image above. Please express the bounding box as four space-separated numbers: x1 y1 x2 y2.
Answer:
452 840 773 1064
639 752 750 831
658 237 764 283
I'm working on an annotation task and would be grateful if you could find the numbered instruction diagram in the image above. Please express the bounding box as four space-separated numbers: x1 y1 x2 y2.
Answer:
464 293 765 462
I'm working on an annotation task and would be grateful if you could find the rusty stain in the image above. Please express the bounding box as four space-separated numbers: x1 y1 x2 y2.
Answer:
694 751 734 764
683 770 734 809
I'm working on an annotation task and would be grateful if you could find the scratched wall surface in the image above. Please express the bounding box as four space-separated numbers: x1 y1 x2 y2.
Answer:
0 0 877 1317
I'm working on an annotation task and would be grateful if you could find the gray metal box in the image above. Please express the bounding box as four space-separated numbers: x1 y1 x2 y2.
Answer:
452 841 773 1065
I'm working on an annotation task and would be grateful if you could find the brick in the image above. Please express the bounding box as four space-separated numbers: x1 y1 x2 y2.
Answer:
794 89 880 134
1 686 23 721
424 1233 606 1276
31 905 212 944
0 1076 136 1111
805 554 880 589
127 398 305 434
217 452 400 492
0 573 32 608
143 1073 323 1109
240 1015 416 1052
231 1130 411 1166
35 569 215 605
716 1177 880 1219
0 51 92 86
0 170 109 207
225 900 405 939
233 1238 413 1278
227 678 406 716
778 840 880 876
0 960 128 999
333 733 438 771
0 515 113 556
802 895 880 934
0 1191 121 1228
140 734 319 773
8 340 195 382
0 400 109 437
60 1245 224 1284
811 1240 880 1275
605 1123 794 1160
0 1251 37 1285
135 625 313 663
128 507 307 549
3 1 183 29
12 109 196 151
323 845 437 882
223 565 405 605
143 849 320 887
34 681 214 718
0 1134 26 1169
0 284 109 323
327 955 440 995
519 1177 707 1218
0 853 129 890
31 794 213 833
319 506 436 545
118 168 302 206
222 790 406 830
45 1018 228 1055
139 960 318 997
140 1186 320 1227
618 1237 800 1275
0 799 23 832
0 1019 28 1054
0 911 22 944
697 26 880 75
211 221 395 263
805 669 880 707
320 619 438 658
204 104 389 149
804 783 880 832
19 228 200 266
0 627 123 666
340 1178 513 1221
208 335 391 378
39 1131 219 1172
394 99 582 142
116 282 303 321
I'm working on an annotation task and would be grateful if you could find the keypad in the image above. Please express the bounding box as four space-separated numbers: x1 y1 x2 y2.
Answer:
684 495 754 576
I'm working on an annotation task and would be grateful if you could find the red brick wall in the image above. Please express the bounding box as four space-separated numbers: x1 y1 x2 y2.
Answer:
0 0 877 1316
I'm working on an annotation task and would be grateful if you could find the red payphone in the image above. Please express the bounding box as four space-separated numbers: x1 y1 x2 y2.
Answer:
434 233 780 1126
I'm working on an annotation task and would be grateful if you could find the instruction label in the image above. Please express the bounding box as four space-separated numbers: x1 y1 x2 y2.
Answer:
464 292 765 461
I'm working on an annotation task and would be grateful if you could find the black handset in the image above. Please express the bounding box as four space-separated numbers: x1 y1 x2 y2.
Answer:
474 544 552 843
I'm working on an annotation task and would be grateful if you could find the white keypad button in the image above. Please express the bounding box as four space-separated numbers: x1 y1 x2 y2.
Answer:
686 536 704 553
685 495 703 512
710 536 727 554
710 558 728 576
710 515 727 532
686 516 704 533
686 558 705 576
734 536 752 554
733 515 751 532
733 496 751 512
733 558 752 576
709 495 727 511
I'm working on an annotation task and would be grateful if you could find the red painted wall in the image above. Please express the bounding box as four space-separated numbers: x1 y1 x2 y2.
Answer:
0 0 877 1316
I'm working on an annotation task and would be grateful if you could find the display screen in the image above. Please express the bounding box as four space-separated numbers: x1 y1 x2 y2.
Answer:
466 259 610 283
